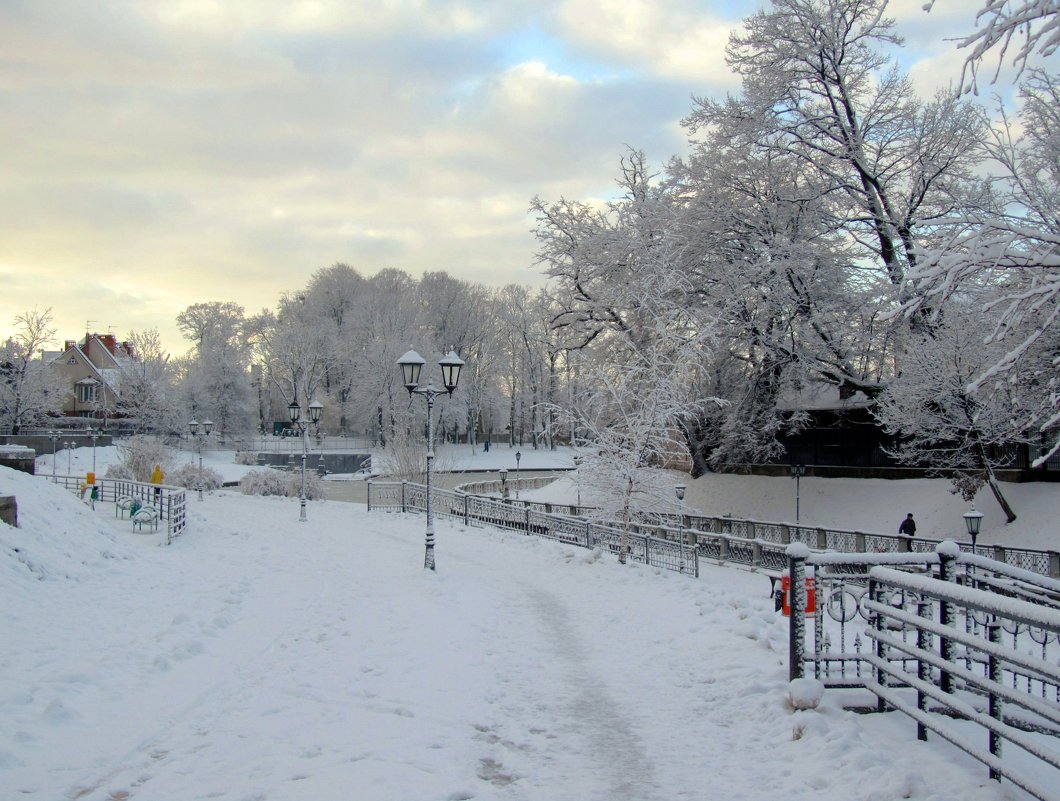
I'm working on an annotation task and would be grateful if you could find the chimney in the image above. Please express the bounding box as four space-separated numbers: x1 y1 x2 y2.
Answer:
64 340 76 351
100 334 118 353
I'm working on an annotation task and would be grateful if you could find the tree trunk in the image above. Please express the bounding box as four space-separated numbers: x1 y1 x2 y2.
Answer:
985 469 1018 523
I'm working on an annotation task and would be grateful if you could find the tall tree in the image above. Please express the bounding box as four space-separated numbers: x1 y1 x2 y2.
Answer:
0 308 64 434
116 328 176 435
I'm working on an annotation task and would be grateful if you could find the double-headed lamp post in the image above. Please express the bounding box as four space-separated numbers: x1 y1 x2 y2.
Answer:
289 399 324 522
398 349 464 571
86 426 99 474
188 419 213 501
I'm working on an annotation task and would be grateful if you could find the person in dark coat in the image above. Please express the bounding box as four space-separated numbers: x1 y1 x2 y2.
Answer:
899 513 916 537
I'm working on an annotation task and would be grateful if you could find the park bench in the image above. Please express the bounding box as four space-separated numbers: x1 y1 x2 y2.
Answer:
132 505 159 533
115 496 136 519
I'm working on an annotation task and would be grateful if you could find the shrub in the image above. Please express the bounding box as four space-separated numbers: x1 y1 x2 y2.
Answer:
239 468 324 499
234 451 259 466
113 435 172 482
168 462 224 492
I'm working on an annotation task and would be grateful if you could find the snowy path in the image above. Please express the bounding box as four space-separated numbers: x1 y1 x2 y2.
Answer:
1 472 1031 801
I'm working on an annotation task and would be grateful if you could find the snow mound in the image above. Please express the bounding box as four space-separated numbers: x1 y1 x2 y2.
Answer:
0 466 138 583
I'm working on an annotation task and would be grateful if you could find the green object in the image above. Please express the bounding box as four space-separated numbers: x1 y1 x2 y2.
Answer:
130 500 141 515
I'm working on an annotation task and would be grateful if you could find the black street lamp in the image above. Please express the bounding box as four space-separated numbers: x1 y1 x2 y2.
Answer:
48 430 59 482
963 505 984 551
790 464 806 523
397 349 464 570
289 399 324 522
499 467 509 500
188 419 213 501
515 450 522 499
65 441 73 474
86 426 99 474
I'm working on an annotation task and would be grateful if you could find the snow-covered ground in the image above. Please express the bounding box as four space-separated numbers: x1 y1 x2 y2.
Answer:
2 445 1056 799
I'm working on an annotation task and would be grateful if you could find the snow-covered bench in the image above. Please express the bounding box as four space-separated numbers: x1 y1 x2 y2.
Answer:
132 505 159 533
115 496 136 519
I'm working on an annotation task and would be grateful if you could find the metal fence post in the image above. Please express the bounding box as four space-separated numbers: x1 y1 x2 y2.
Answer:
1049 551 1060 580
367 480 372 512
463 493 469 525
872 576 887 712
788 544 808 682
938 542 958 694
401 480 407 514
987 617 1003 779
916 599 931 740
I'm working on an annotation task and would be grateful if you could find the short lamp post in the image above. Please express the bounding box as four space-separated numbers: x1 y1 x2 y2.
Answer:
963 505 984 552
188 419 213 501
65 441 73 474
86 426 99 474
790 464 806 523
289 399 324 522
499 468 509 500
515 450 522 499
398 349 464 571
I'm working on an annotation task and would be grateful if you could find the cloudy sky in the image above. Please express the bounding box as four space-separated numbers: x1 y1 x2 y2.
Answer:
0 1 1002 352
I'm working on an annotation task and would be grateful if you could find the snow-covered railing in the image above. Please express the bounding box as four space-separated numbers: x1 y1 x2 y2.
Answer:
788 544 1060 799
367 481 698 577
46 474 188 544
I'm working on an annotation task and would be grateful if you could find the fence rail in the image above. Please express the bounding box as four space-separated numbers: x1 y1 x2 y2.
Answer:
367 481 698 577
788 546 1060 799
46 474 188 543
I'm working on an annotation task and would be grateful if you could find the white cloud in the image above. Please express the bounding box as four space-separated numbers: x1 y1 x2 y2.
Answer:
555 0 738 87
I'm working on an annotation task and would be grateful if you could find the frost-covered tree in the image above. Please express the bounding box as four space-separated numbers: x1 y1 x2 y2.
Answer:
875 308 1030 520
0 308 64 433
115 328 176 435
926 0 1060 91
687 0 988 291
176 301 256 441
906 70 1060 466
554 317 717 563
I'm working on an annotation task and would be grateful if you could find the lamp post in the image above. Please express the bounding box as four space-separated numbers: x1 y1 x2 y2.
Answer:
790 464 806 523
499 468 509 500
86 426 99 474
48 430 59 482
515 450 522 499
573 455 583 509
289 399 324 522
963 505 983 552
188 419 213 501
397 349 464 570
65 441 73 473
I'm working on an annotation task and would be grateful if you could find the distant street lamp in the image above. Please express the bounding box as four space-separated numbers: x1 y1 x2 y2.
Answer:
65 441 73 474
48 430 59 482
573 455 583 509
963 505 984 551
397 349 465 570
86 426 99 474
515 450 522 499
790 464 806 523
289 399 324 522
188 419 214 501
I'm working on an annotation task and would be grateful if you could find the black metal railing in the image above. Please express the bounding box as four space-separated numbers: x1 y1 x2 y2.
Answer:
46 474 188 543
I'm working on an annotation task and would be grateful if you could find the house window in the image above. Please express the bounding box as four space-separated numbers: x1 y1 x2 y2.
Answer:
77 383 98 404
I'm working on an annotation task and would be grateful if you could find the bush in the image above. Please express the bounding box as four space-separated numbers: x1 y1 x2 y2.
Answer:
234 451 259 465
239 468 324 500
113 435 172 482
103 463 134 481
168 462 224 492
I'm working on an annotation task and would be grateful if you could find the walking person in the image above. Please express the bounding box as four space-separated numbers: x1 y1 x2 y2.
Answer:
899 513 916 537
